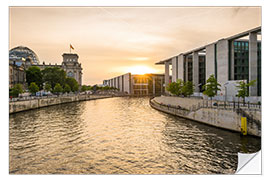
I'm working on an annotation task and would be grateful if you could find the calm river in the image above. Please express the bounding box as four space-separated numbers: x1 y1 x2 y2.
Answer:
9 97 261 174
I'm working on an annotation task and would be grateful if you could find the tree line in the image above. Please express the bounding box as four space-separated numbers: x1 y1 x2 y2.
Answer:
80 85 119 92
166 74 256 103
10 66 79 97
9 66 120 98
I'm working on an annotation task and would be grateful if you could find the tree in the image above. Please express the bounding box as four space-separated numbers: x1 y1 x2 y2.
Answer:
182 81 194 97
63 84 71 93
167 82 179 96
81 85 88 92
102 86 110 91
65 77 79 92
26 66 43 89
73 83 79 92
203 74 221 100
44 83 52 92
53 83 63 94
166 79 194 97
166 79 184 96
9 84 23 98
28 82 39 95
88 86 93 91
42 67 66 89
236 80 256 104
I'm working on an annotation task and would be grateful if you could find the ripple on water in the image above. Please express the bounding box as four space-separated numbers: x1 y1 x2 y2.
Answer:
9 97 261 174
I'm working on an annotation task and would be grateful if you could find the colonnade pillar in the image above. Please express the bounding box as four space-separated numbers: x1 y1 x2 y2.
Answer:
172 57 177 82
249 32 258 96
165 61 170 93
205 44 215 79
192 51 200 92
153 76 155 95
178 54 184 80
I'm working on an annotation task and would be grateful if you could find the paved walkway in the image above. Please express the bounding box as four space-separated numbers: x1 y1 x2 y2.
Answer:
154 95 203 109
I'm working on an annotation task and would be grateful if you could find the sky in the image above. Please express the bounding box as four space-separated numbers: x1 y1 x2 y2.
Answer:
9 7 261 85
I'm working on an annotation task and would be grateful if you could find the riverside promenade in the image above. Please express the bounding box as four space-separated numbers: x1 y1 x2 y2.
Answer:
150 96 261 137
9 93 116 114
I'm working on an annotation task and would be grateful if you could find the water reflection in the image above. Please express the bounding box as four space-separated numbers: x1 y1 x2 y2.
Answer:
162 114 260 174
9 97 260 174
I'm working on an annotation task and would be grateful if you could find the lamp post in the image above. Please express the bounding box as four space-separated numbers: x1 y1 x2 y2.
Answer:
224 82 229 103
198 83 202 97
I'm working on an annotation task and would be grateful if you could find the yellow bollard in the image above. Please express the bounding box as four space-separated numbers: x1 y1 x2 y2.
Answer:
241 117 247 135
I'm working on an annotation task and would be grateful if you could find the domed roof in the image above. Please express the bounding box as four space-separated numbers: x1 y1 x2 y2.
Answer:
9 46 40 65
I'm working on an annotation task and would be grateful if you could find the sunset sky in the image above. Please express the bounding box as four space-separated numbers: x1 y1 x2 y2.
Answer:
9 7 261 85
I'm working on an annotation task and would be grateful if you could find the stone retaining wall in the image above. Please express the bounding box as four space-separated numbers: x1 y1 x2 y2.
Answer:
9 94 112 114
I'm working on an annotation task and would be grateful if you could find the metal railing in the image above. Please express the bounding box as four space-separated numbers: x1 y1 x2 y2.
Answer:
199 100 261 111
9 93 114 102
150 97 261 114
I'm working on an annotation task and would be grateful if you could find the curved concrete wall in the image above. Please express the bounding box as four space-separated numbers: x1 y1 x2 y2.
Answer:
150 97 261 137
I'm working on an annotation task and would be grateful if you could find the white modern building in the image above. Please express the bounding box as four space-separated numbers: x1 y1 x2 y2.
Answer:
103 73 165 96
156 26 261 99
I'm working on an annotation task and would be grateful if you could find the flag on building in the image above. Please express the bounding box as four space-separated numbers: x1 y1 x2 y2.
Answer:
70 44 74 50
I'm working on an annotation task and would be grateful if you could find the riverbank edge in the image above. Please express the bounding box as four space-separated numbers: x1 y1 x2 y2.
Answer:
149 97 261 137
9 94 121 114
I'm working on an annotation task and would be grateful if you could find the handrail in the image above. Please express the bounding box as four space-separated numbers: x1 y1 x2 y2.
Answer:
9 93 119 102
150 98 261 114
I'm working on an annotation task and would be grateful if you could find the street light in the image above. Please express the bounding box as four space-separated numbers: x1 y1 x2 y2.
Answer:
224 82 229 102
197 83 202 97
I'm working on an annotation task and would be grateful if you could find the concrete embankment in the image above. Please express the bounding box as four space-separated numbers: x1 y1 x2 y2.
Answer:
9 94 113 114
150 96 261 137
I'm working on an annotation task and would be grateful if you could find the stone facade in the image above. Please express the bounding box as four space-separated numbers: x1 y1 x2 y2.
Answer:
9 61 26 88
36 53 83 86
61 53 82 86
9 46 83 88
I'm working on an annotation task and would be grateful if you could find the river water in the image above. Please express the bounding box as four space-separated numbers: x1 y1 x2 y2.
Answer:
9 97 261 174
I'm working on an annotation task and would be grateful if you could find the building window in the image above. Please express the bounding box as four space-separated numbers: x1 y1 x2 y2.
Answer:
199 56 206 92
176 56 178 79
187 57 193 82
67 71 74 78
214 44 217 79
184 58 187 82
233 41 249 81
257 42 261 96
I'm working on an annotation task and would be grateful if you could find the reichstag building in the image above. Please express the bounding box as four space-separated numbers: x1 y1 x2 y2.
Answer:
9 46 83 88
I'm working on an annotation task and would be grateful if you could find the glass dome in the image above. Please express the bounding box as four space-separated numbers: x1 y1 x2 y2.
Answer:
9 46 40 65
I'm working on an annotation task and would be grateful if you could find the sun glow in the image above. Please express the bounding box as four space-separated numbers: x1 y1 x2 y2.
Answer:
126 65 157 75
129 57 149 61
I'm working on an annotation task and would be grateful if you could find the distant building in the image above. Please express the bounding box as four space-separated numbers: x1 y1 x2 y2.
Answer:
36 53 83 86
103 73 165 96
9 46 38 88
9 46 40 65
103 73 132 94
9 46 83 87
9 60 26 88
